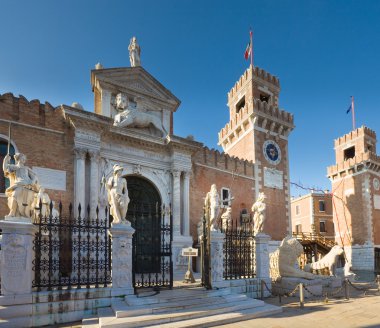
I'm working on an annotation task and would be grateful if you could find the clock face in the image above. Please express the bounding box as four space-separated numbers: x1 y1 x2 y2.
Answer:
263 140 281 165
373 178 380 191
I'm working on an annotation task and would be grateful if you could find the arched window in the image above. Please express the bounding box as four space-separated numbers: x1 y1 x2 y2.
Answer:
0 140 15 193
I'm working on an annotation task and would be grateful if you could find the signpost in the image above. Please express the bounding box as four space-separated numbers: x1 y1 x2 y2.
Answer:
182 247 198 283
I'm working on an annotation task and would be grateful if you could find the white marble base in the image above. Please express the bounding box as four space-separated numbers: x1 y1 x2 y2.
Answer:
272 277 323 298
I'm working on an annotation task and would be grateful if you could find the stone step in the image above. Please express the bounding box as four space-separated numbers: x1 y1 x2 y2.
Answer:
113 294 248 318
125 288 231 306
147 304 282 328
99 298 266 327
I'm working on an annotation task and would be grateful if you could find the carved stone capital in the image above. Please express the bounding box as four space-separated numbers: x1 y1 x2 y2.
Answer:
73 147 87 160
171 170 181 179
183 171 191 180
88 150 100 161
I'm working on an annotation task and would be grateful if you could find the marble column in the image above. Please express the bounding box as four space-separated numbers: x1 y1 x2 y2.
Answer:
74 148 87 216
89 150 100 215
182 171 191 237
171 170 181 235
109 224 135 296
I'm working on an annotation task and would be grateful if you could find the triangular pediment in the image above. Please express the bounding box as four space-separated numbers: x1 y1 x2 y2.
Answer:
91 66 180 112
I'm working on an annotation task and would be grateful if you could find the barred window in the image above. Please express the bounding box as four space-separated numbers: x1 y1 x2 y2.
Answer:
319 200 325 212
221 187 231 207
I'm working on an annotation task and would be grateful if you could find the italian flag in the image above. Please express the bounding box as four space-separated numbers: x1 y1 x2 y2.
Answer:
244 40 251 60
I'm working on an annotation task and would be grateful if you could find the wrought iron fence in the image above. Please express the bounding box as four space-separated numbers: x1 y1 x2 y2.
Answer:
223 221 255 280
32 202 112 291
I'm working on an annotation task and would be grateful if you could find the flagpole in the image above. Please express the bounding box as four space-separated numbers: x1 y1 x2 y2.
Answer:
250 29 253 68
351 96 356 130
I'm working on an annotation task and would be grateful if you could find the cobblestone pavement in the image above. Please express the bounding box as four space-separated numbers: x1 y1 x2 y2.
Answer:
217 286 380 328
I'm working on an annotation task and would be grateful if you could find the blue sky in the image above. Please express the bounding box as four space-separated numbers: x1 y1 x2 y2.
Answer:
1 0 379 196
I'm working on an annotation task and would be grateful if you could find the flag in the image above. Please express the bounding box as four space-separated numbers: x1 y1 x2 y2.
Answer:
244 40 251 60
346 104 351 114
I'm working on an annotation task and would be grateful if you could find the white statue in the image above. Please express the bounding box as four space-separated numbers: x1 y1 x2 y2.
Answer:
270 236 318 280
2 153 39 218
115 93 128 111
221 207 232 230
114 106 167 136
204 184 220 231
106 164 130 225
33 187 51 219
303 245 344 276
128 36 141 67
252 192 266 234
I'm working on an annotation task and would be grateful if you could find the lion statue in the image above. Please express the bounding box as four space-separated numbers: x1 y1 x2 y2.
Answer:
303 245 344 276
270 236 317 281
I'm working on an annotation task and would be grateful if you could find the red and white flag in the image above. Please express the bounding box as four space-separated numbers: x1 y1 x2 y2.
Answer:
244 29 253 66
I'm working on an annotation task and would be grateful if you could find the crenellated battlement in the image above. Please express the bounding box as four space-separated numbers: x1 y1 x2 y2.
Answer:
228 65 280 99
0 92 64 131
193 146 255 177
218 99 294 141
334 126 377 147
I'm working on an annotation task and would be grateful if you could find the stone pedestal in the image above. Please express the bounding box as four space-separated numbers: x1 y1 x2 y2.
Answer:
172 236 193 274
210 231 228 288
109 224 135 296
272 277 323 298
0 218 37 296
255 233 271 296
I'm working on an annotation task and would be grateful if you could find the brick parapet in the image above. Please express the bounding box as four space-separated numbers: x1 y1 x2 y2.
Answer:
334 126 377 148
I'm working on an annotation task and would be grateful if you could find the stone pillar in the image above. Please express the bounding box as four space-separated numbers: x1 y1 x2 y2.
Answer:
109 224 135 296
89 150 100 215
0 219 37 296
182 171 191 237
210 231 228 288
171 170 181 236
255 233 271 296
74 148 87 216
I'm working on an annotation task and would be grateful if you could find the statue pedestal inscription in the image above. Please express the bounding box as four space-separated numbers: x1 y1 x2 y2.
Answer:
109 224 135 296
0 219 37 295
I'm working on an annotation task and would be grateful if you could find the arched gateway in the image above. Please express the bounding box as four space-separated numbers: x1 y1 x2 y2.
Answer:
126 175 173 291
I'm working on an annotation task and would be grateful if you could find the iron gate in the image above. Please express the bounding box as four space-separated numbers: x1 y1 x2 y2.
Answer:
375 248 380 273
201 212 212 289
129 203 173 292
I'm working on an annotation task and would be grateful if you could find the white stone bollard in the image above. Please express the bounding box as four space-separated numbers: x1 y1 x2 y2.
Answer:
0 218 37 296
255 233 271 297
109 224 135 296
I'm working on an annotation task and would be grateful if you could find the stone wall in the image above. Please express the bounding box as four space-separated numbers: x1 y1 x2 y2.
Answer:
0 93 75 218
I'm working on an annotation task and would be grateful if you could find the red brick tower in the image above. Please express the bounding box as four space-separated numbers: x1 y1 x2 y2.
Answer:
218 65 295 240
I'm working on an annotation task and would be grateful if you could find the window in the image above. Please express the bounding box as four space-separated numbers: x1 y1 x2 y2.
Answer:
236 96 245 114
319 200 325 212
295 224 302 234
295 205 300 215
221 187 231 207
319 221 326 233
260 94 270 103
0 140 15 193
344 146 355 160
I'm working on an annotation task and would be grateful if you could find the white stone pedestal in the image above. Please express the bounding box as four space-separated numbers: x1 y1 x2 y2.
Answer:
172 235 193 275
210 231 228 288
109 224 135 296
255 233 271 296
0 218 37 296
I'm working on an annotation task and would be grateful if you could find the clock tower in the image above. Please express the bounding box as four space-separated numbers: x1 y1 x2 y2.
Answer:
218 65 295 239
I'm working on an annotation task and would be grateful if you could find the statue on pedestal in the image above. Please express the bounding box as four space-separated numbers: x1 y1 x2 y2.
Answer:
204 184 220 231
106 164 130 225
2 153 39 218
251 192 266 234
128 36 141 67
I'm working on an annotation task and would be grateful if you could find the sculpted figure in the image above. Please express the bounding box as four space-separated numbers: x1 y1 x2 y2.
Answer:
107 164 130 225
221 207 232 231
115 93 128 111
303 245 344 276
252 192 266 234
204 184 220 231
128 36 141 67
270 236 317 280
34 187 51 219
2 153 39 218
